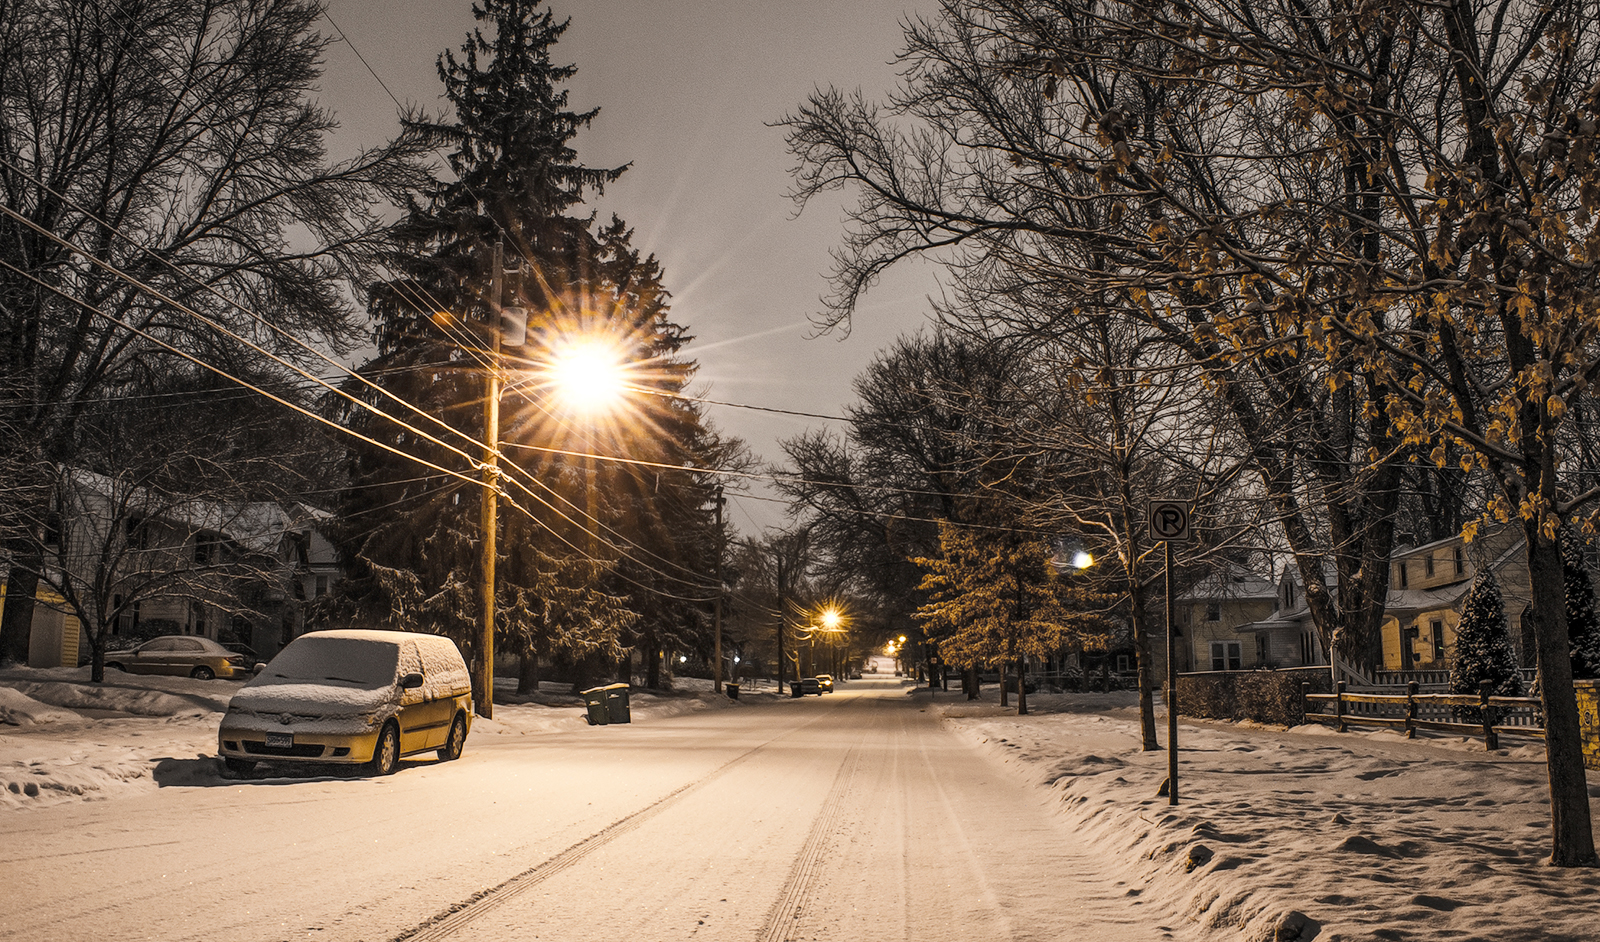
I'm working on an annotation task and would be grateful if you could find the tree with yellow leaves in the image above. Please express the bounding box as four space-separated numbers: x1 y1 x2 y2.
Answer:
914 520 1113 715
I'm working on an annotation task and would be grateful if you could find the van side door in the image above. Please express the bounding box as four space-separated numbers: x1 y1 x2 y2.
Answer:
396 641 432 755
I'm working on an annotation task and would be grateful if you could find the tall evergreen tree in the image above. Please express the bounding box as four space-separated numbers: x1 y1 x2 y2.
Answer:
1561 529 1600 680
1450 572 1523 721
328 0 730 696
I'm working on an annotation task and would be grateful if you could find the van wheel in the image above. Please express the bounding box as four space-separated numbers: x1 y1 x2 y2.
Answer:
106 662 124 673
438 714 467 761
190 666 215 680
368 722 400 776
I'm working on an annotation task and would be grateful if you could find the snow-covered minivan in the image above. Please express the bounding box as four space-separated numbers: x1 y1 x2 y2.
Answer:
217 629 472 777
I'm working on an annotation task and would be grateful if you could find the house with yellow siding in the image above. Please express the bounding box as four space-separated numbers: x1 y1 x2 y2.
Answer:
1378 526 1532 672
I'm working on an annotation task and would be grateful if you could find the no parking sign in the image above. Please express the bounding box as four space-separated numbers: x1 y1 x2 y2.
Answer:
1147 500 1192 542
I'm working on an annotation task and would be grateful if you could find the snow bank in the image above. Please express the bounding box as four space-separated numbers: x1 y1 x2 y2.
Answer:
0 671 747 811
0 687 81 726
936 690 1600 942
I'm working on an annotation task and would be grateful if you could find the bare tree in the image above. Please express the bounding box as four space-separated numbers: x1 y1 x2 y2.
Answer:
782 0 1600 866
0 0 430 662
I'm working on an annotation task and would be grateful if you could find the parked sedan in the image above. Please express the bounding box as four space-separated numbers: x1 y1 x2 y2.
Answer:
104 636 252 680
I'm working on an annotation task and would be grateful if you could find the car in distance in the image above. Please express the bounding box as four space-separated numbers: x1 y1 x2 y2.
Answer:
815 674 835 693
104 635 253 680
799 677 822 696
220 642 265 668
217 629 472 777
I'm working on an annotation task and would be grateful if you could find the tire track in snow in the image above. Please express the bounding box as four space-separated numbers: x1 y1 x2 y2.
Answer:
388 718 825 942
754 730 869 942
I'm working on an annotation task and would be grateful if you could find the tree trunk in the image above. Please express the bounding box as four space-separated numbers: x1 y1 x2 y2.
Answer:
517 646 538 695
1130 585 1160 750
1000 662 1009 707
1525 524 1598 866
966 665 979 700
1015 660 1028 715
0 545 42 665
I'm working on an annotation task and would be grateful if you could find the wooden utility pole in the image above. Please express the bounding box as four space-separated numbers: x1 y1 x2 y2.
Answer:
713 484 725 694
775 551 786 696
476 242 505 720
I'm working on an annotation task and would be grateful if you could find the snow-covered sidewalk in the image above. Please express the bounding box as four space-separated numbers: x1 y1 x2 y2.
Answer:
932 688 1600 942
0 666 756 811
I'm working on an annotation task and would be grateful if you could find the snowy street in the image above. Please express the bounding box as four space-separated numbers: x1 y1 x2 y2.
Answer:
2 675 1158 942
4 669 1600 941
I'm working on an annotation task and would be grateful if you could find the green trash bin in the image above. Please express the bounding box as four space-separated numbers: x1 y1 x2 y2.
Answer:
601 683 631 724
581 686 610 726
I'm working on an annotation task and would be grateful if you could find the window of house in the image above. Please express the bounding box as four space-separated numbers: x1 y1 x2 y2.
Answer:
194 538 210 565
1402 626 1420 670
1255 635 1268 666
315 575 329 597
1116 654 1130 672
1301 631 1315 665
1397 562 1409 588
1210 641 1242 671
1431 619 1445 661
1425 554 1435 577
125 517 148 551
1454 546 1465 576
1206 602 1221 622
191 601 206 637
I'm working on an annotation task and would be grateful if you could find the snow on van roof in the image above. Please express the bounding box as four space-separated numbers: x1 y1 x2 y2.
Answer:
300 629 462 651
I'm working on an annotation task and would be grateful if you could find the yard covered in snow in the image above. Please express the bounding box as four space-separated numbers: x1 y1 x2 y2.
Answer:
932 688 1600 942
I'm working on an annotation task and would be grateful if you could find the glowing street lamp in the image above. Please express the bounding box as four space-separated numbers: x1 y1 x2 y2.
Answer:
548 338 628 416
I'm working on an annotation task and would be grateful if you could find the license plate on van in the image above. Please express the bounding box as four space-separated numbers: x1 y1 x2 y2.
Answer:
266 733 293 748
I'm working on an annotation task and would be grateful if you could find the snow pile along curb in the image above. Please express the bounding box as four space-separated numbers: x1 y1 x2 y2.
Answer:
937 691 1600 942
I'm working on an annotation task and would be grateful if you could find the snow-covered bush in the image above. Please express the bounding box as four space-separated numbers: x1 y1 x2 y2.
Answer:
1449 572 1522 721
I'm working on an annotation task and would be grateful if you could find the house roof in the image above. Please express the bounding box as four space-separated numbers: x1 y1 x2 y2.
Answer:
65 467 322 555
1177 569 1278 603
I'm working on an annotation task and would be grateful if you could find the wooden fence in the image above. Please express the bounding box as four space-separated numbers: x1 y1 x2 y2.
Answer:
1371 667 1539 688
1303 681 1544 750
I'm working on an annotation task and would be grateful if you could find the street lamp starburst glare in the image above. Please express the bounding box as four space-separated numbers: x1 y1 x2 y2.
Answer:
549 338 627 416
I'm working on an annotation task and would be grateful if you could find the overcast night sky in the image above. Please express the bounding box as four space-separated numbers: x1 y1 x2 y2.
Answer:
317 0 941 536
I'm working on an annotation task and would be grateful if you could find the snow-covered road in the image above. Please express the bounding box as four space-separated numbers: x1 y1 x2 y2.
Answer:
1 678 1164 942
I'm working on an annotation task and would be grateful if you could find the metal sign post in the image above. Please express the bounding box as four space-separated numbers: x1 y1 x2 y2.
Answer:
1149 499 1192 805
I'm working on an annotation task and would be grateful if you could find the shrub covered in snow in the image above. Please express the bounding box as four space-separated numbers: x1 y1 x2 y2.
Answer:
1174 668 1331 726
1562 528 1600 679
1449 572 1522 721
